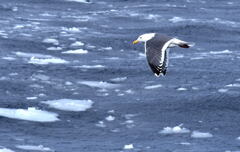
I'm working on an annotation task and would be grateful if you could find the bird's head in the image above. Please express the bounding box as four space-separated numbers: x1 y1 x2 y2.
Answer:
132 33 155 44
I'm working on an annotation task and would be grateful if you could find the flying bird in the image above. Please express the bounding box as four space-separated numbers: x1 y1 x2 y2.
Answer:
133 33 194 77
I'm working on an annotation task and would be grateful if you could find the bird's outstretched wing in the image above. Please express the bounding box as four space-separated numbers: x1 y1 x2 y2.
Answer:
145 36 173 76
146 45 170 76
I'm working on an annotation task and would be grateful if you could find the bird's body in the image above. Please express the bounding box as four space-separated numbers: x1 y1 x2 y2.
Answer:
133 33 194 77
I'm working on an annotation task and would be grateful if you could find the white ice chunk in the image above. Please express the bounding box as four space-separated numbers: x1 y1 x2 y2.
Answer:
15 52 52 59
110 77 127 82
210 50 232 54
124 144 134 150
42 99 93 112
95 121 106 128
62 49 88 54
177 87 187 91
65 81 73 85
169 16 196 23
180 142 191 145
75 65 105 69
26 97 38 100
218 88 228 93
14 25 24 29
62 27 81 32
42 38 59 45
33 74 50 81
169 17 185 23
29 57 68 65
2 57 16 61
78 81 120 89
105 115 115 121
0 147 15 152
70 41 84 47
0 107 59 122
225 84 240 87
16 145 53 151
159 125 190 134
101 47 112 51
191 131 213 138
47 47 62 51
144 84 162 89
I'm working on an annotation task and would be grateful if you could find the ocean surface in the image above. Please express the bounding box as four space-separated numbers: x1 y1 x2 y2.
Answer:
0 0 240 151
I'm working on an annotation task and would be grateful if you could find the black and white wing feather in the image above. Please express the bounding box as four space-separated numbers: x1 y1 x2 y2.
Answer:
145 34 172 76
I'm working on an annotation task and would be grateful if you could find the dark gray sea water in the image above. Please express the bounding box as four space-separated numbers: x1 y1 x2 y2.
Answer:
1 0 240 151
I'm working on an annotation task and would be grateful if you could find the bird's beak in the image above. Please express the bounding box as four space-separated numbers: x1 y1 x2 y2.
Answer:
132 40 139 44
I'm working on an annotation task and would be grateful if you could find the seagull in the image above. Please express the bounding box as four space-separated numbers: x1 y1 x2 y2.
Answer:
133 33 194 77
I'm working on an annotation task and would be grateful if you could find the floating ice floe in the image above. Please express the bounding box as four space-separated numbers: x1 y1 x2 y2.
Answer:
15 52 52 59
0 107 59 122
218 88 228 93
29 57 68 65
70 41 84 47
26 97 38 100
177 87 187 91
47 47 62 51
159 125 190 134
191 131 213 138
180 142 191 145
74 65 105 69
144 84 162 90
0 147 15 152
110 77 127 82
225 84 240 87
62 49 88 54
125 89 134 94
124 144 134 150
100 47 112 51
95 121 106 128
2 57 16 61
105 115 115 121
42 99 93 112
66 0 90 3
14 25 24 29
170 53 184 59
16 145 53 152
42 38 59 45
169 16 196 23
210 50 232 54
78 81 121 89
62 27 82 33
65 81 73 85
32 74 50 81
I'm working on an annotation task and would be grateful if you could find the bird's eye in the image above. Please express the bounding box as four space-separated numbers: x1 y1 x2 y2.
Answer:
140 37 142 39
